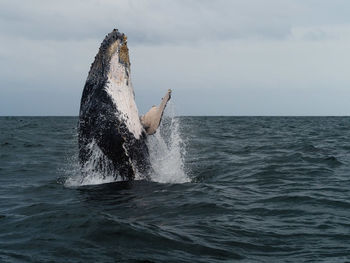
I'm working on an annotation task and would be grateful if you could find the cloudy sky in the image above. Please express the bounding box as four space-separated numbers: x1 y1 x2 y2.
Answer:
0 0 349 116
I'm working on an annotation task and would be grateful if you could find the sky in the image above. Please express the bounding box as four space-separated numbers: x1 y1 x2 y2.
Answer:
0 0 350 116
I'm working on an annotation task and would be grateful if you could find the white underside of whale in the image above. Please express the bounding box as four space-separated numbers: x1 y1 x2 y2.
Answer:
105 51 143 140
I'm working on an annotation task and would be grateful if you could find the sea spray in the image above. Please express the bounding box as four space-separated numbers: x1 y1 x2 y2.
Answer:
146 102 189 183
64 140 117 186
64 102 189 186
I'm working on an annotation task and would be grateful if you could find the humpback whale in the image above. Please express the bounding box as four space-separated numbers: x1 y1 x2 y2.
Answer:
78 29 171 181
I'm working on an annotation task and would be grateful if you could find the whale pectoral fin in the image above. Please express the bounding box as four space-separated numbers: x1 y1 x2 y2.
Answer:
141 89 172 135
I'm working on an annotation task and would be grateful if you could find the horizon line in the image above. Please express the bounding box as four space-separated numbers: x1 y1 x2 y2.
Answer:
1 115 350 118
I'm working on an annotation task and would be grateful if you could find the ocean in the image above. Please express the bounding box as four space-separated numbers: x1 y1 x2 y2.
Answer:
0 114 350 262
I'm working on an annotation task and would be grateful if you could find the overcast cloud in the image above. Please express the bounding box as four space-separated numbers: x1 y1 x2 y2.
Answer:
0 0 350 115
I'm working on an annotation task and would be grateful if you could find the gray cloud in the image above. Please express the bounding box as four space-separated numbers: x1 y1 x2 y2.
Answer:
1 0 350 45
2 0 350 43
0 0 313 43
1 0 350 115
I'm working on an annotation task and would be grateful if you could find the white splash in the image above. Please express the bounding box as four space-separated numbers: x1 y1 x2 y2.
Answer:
64 140 120 187
63 102 189 187
147 102 189 184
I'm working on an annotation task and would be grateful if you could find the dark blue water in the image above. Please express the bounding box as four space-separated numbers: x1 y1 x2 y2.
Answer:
1 116 350 262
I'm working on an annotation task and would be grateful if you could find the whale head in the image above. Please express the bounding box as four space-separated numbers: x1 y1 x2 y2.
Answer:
83 29 143 140
79 29 148 180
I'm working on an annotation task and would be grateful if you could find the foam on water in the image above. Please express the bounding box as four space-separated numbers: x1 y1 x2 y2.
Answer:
64 102 189 186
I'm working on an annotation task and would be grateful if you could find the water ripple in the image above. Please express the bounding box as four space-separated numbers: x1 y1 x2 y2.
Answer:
1 117 350 262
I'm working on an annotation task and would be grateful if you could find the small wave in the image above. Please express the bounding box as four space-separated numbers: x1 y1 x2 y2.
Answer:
301 144 320 152
23 143 43 148
324 156 343 166
0 142 11 147
17 123 39 129
301 155 343 167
